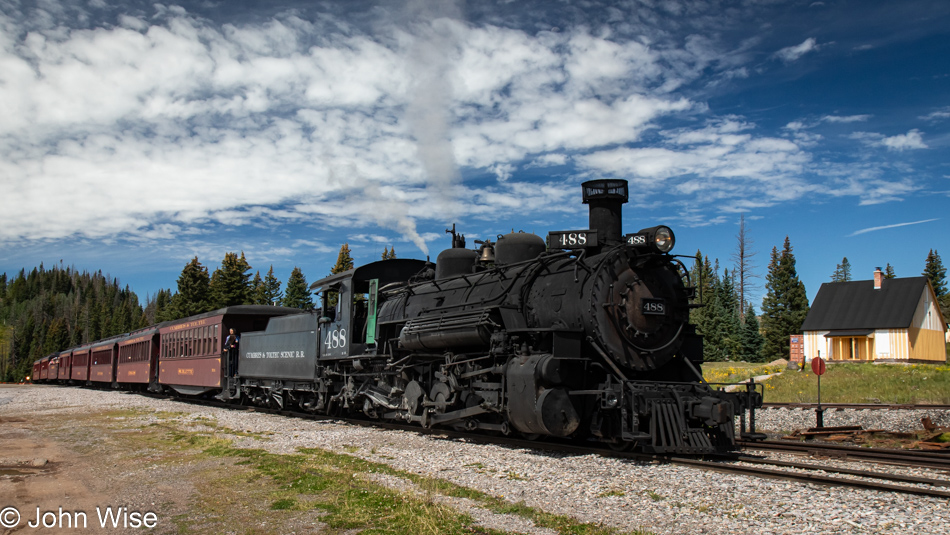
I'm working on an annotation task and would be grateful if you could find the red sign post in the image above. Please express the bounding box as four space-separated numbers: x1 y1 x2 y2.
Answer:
812 356 826 427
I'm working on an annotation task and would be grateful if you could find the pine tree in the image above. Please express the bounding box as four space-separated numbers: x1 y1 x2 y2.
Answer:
210 251 253 308
690 252 728 361
830 257 852 282
282 267 313 310
731 214 758 321
252 266 283 305
702 287 728 362
146 289 174 323
331 243 355 275
884 263 896 279
689 251 717 315
171 257 211 318
327 243 355 308
761 237 810 361
44 317 70 354
924 250 950 321
263 265 283 305
923 249 947 297
740 303 766 362
717 269 742 360
250 271 264 304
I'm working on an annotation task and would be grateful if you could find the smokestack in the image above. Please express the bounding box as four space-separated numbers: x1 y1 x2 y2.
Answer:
874 267 883 289
582 180 628 245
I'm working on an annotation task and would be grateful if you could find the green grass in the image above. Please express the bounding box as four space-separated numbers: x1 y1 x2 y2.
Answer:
759 362 950 404
154 421 651 535
702 361 786 385
703 360 950 403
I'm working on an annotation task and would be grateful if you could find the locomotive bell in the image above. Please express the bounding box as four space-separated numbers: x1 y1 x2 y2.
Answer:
582 179 628 245
475 239 496 263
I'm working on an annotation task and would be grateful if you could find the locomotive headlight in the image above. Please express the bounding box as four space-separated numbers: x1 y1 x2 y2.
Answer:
653 226 674 253
626 226 675 253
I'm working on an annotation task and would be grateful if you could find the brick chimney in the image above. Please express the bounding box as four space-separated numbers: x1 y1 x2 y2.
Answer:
873 267 883 289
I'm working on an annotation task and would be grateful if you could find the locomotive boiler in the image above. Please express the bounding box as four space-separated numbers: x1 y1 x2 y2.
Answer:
234 180 762 454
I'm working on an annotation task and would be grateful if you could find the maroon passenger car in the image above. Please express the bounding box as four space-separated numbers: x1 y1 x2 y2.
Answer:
48 355 59 383
71 344 93 382
117 326 161 388
89 337 124 385
32 359 41 382
39 355 53 382
57 349 72 382
158 305 300 396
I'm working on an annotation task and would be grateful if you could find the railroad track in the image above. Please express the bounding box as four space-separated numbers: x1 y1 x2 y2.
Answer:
135 391 950 499
738 439 950 470
762 402 950 410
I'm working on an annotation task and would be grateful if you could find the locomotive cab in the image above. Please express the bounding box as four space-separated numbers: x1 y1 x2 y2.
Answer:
309 259 428 360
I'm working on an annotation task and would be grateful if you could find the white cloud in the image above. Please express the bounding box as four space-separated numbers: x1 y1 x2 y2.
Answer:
849 218 939 236
850 129 928 151
527 154 569 167
821 114 871 123
1 5 702 248
774 37 819 62
920 106 950 121
882 129 928 150
489 163 515 182
574 119 812 212
0 2 931 253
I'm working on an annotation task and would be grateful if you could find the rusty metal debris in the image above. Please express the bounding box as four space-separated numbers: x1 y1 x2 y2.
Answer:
915 417 950 450
780 418 950 451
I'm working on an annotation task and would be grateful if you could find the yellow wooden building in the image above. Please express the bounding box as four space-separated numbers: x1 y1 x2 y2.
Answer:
800 269 947 363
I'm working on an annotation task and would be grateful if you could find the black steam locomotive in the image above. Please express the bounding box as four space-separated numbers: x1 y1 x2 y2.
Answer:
231 180 763 454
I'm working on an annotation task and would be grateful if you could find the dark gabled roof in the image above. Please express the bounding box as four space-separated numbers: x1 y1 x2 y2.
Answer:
801 276 930 331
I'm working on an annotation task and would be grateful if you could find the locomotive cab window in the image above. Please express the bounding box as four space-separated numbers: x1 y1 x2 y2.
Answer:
319 283 342 322
352 293 368 345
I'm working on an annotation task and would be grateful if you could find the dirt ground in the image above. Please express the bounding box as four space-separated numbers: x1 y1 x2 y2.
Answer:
0 409 195 534
0 385 328 535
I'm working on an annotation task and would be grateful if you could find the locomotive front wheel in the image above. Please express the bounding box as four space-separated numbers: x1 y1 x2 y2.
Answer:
608 440 635 452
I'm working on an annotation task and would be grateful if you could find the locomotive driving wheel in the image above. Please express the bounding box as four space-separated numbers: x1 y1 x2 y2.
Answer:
430 382 452 412
403 380 424 416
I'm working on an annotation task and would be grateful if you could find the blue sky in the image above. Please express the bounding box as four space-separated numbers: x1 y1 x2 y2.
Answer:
1 0 948 310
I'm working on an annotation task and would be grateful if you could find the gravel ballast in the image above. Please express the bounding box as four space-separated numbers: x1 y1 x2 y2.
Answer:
3 385 948 535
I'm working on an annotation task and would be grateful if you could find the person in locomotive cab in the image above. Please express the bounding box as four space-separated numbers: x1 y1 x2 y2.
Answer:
224 328 240 376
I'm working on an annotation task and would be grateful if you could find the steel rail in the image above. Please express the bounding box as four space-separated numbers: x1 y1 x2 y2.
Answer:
734 455 950 488
739 440 950 470
668 457 950 499
762 402 950 410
